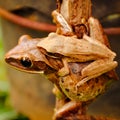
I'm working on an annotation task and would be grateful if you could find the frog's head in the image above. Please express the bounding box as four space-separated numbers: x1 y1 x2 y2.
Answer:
5 35 51 73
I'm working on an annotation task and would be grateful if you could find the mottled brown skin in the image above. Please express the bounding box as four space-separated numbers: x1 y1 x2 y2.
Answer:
54 0 118 119
37 17 117 102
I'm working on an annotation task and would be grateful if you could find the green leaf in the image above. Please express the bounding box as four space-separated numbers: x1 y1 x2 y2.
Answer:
0 110 18 120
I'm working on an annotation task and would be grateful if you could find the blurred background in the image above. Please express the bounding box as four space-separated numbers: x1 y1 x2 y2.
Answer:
0 0 120 120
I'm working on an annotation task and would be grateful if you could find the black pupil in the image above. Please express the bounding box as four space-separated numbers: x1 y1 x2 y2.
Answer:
20 58 32 68
59 0 63 4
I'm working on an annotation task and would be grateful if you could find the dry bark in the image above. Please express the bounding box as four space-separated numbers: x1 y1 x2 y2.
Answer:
52 0 118 120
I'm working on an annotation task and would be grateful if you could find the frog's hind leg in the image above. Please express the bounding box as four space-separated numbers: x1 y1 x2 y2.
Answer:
76 59 118 87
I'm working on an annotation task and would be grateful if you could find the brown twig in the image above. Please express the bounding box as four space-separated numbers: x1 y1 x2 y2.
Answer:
0 7 120 35
0 7 56 32
104 27 120 35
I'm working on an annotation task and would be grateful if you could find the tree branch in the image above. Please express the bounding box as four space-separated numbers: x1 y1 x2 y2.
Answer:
0 7 56 32
0 7 120 35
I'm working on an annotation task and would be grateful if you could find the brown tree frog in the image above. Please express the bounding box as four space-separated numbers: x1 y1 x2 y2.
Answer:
37 17 118 101
5 12 118 102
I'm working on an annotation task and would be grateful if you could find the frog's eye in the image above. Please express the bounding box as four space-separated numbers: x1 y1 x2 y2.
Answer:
20 57 32 68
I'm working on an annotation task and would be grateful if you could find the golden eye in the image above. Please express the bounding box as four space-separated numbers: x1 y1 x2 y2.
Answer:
20 57 32 68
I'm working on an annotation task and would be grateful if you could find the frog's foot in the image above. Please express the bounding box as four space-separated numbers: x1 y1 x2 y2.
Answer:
52 10 73 35
58 58 70 76
76 59 118 87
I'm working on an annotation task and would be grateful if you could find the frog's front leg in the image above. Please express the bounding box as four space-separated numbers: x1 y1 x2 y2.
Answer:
57 58 70 76
76 59 118 87
57 57 80 76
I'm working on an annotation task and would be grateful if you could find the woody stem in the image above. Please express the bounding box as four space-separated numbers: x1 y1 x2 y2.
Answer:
0 7 119 35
